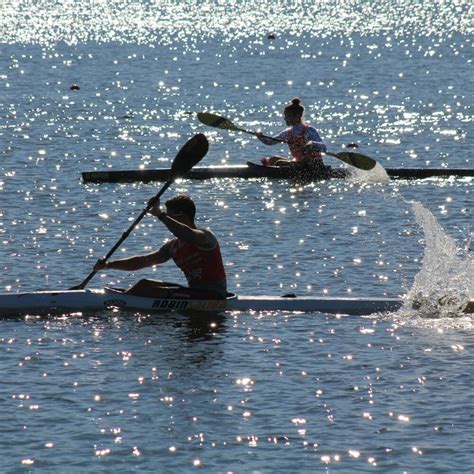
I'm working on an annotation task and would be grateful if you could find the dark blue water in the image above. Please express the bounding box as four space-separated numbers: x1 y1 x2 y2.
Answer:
0 1 472 471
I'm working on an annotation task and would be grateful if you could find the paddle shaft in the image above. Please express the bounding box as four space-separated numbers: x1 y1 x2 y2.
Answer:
210 117 364 159
240 127 376 170
73 181 172 290
70 133 209 290
197 112 376 170
240 129 350 162
239 128 285 143
236 128 357 158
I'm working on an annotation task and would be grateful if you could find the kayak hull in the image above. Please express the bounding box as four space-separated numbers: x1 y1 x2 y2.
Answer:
82 163 474 183
0 288 472 317
0 288 228 316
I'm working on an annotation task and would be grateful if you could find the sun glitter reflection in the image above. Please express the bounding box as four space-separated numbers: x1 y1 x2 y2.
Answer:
236 377 254 391
398 414 410 422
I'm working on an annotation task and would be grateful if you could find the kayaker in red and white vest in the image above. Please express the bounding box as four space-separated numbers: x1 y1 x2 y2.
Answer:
93 195 227 299
257 97 327 167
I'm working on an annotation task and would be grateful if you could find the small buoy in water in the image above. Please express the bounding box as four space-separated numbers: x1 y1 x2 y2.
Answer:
346 143 358 149
70 84 80 91
267 33 276 40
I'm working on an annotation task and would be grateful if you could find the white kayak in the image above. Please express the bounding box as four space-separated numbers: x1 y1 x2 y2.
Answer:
0 287 472 317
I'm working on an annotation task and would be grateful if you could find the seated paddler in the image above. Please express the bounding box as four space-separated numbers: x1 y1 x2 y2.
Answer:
257 97 327 169
93 195 227 299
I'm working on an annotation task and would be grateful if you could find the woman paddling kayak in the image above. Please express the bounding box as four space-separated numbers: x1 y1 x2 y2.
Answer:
257 97 327 168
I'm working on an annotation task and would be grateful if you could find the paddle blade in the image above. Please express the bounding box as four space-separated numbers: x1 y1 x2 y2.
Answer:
330 151 377 171
197 112 240 132
171 133 209 176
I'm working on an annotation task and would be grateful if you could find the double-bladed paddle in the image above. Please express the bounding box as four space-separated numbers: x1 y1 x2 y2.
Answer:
197 112 376 171
70 133 209 290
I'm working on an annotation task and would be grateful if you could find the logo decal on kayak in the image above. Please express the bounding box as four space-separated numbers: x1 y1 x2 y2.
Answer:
152 299 189 310
104 299 127 307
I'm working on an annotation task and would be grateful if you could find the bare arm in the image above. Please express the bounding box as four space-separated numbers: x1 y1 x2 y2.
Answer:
94 240 173 272
305 126 327 152
159 216 214 249
257 129 289 145
148 199 216 249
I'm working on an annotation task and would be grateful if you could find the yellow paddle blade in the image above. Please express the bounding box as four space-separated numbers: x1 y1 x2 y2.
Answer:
328 151 377 171
197 112 242 132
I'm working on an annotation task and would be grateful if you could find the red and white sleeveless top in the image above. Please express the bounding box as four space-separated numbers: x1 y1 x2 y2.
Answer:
287 125 322 163
170 234 226 288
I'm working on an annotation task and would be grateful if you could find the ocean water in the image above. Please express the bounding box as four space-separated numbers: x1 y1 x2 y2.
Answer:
0 1 473 472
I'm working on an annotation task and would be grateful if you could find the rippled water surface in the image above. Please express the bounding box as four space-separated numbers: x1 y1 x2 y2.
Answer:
0 1 473 472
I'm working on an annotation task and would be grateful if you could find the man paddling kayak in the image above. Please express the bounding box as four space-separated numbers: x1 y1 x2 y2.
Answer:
257 97 327 168
93 195 227 299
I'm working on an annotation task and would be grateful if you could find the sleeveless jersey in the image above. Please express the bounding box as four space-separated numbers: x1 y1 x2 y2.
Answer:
170 234 226 289
287 125 323 163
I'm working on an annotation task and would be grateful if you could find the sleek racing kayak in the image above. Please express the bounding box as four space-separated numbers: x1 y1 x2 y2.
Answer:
0 288 472 317
82 163 346 183
82 162 474 183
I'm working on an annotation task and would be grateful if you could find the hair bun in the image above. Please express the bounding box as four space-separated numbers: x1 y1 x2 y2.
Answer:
284 97 304 116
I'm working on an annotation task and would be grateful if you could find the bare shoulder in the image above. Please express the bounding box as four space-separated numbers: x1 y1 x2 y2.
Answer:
305 125 323 139
196 228 219 250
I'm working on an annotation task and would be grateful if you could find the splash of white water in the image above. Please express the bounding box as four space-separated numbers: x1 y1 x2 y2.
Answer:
403 201 473 318
347 162 390 183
